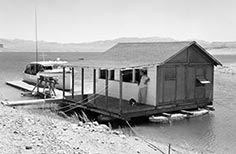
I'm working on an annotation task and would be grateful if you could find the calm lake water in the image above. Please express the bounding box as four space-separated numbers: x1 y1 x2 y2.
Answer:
0 52 236 154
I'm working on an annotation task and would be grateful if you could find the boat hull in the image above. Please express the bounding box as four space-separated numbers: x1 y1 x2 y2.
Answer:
23 72 72 90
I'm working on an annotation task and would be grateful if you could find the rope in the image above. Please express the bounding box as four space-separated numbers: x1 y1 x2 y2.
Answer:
125 120 166 154
57 68 139 112
63 93 106 113
56 81 114 112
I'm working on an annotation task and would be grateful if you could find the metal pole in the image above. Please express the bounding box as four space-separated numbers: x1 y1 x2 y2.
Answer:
71 67 74 99
168 144 171 154
37 77 39 93
63 67 65 99
93 69 96 104
81 68 84 101
35 8 38 74
119 69 123 114
105 70 108 109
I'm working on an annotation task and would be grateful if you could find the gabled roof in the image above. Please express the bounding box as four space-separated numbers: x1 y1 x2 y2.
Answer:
72 41 221 69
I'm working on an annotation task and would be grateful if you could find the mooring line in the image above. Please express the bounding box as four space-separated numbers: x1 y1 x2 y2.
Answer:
58 82 114 112
125 120 166 154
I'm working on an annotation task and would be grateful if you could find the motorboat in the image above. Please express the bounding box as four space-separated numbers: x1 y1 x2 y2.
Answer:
23 60 72 90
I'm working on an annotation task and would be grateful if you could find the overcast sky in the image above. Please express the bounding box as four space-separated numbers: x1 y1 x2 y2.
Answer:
0 0 235 43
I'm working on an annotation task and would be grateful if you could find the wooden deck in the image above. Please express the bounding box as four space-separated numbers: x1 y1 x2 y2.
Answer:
5 80 210 120
65 94 210 120
65 95 156 120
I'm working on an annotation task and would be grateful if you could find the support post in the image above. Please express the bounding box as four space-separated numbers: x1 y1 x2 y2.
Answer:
81 68 84 101
71 67 74 99
93 69 96 104
63 67 65 99
105 70 108 109
37 78 39 93
168 144 171 154
132 69 136 83
119 69 123 114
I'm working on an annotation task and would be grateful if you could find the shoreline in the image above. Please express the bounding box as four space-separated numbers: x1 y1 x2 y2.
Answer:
0 102 199 154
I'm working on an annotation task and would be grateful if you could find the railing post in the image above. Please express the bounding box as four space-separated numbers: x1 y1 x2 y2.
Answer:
105 70 108 109
93 69 96 104
119 69 123 114
168 144 171 154
63 67 65 99
71 67 74 99
81 68 84 102
37 77 39 93
132 69 136 83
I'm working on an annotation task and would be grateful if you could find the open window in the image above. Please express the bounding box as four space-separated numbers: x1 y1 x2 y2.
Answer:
99 69 107 79
122 69 133 82
99 69 115 80
196 76 210 87
109 70 115 80
195 67 210 87
135 69 141 83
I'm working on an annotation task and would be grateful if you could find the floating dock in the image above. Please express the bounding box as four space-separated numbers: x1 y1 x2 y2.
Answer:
6 80 70 99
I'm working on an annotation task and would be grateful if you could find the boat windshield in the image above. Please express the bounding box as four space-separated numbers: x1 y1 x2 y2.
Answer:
43 66 53 70
52 64 63 69
24 64 53 75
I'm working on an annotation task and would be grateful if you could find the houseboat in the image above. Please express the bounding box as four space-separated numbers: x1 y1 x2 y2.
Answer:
66 41 222 120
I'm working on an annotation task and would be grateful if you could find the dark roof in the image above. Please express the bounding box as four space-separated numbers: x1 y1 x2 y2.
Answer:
72 41 221 69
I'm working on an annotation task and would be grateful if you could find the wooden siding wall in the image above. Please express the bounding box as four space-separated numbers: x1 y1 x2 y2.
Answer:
205 65 214 100
157 65 213 105
97 67 156 106
157 45 214 106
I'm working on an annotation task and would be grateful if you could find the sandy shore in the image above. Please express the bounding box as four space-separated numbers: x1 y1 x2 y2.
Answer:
0 102 200 154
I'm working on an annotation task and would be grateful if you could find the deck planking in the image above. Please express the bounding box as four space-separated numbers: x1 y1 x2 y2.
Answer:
65 95 156 119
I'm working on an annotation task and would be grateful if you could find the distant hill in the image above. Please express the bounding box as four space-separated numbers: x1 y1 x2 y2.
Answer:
0 37 176 52
1 37 236 54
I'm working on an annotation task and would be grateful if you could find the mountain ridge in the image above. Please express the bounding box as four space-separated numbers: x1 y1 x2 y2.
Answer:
0 37 236 53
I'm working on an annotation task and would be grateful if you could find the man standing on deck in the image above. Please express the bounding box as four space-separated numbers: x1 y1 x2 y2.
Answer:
138 68 150 104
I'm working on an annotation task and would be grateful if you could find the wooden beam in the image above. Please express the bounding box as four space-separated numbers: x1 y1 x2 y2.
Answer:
71 67 74 99
119 69 123 114
174 66 177 104
105 70 108 109
156 66 159 107
81 68 84 101
63 67 65 99
93 69 96 104
211 65 214 100
187 48 190 64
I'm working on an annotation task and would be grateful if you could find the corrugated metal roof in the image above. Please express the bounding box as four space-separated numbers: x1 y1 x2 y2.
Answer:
71 41 221 69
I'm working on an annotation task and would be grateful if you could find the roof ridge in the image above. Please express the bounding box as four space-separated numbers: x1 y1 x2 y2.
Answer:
117 41 195 44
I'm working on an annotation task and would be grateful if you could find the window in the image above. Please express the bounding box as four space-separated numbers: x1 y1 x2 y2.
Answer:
99 69 115 80
109 70 115 80
99 69 107 79
196 76 210 87
122 70 133 82
164 68 176 81
135 69 141 83
195 68 210 87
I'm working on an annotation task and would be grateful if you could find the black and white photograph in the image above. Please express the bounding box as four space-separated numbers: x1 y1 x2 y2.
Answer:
0 0 235 153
